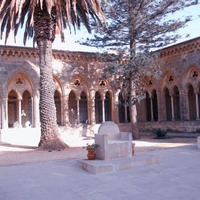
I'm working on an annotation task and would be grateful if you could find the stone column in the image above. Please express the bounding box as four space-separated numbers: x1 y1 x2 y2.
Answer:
60 96 64 125
18 99 22 127
31 97 34 125
124 100 128 123
1 97 8 129
77 97 80 124
33 94 40 127
89 90 95 125
113 91 119 123
63 93 69 125
102 96 105 122
170 95 175 121
195 93 199 120
150 97 154 121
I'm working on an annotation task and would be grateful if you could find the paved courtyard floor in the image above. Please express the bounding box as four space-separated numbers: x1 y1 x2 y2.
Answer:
0 136 199 200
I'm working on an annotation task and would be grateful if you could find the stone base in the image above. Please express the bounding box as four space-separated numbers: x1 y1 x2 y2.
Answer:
197 136 200 149
77 154 161 174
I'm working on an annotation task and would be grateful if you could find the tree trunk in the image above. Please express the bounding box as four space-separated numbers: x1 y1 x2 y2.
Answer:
128 0 140 140
130 80 140 140
37 39 68 150
34 3 68 150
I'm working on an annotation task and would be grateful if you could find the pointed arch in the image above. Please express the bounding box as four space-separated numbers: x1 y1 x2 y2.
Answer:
8 90 18 127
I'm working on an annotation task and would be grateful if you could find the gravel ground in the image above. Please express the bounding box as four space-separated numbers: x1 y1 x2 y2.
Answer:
0 136 197 167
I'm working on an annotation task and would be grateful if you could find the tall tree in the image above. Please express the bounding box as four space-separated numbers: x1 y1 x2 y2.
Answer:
82 0 198 139
0 0 106 150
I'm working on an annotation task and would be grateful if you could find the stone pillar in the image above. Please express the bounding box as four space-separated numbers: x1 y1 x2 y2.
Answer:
195 93 199 120
33 94 40 127
113 91 119 123
31 97 34 125
63 94 69 125
171 95 175 121
77 97 80 123
1 97 8 129
124 100 128 123
150 97 154 121
89 90 95 125
60 96 64 125
102 96 105 122
18 99 22 127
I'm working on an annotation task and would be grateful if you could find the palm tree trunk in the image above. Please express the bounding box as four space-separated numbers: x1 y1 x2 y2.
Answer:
37 39 67 150
34 3 67 150
129 0 140 140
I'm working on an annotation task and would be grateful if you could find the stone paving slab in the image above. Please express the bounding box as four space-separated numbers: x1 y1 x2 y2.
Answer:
0 143 200 200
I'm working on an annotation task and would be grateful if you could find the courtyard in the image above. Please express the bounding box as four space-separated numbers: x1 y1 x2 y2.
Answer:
0 135 199 200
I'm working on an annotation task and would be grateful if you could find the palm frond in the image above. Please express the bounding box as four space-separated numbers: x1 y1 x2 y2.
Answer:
0 0 106 45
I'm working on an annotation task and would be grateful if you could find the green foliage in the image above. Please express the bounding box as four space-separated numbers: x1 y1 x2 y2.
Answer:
153 129 167 139
82 0 198 102
86 143 99 150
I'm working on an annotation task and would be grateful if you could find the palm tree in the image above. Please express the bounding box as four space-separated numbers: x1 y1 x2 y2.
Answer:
0 0 105 150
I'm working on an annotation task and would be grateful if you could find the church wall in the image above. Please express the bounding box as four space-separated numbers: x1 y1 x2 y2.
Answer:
1 37 200 136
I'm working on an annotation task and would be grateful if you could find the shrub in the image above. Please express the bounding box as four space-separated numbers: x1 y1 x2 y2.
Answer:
153 128 167 139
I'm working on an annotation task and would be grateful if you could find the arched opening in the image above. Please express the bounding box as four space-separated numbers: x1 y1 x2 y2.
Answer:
68 91 77 125
8 90 18 128
188 84 196 120
79 91 88 123
164 88 172 121
105 91 112 121
118 92 125 123
22 90 32 127
54 90 61 125
95 91 102 123
152 89 158 121
145 92 151 121
173 86 180 120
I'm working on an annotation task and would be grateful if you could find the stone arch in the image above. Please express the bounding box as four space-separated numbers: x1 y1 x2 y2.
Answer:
187 84 196 120
8 90 18 127
162 70 178 92
53 75 63 95
71 74 89 89
7 72 33 98
7 73 34 128
183 65 200 92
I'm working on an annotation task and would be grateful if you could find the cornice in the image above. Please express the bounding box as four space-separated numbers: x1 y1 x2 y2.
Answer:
160 36 200 58
0 45 106 62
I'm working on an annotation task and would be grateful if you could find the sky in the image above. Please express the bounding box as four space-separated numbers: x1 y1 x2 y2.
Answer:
0 3 199 52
